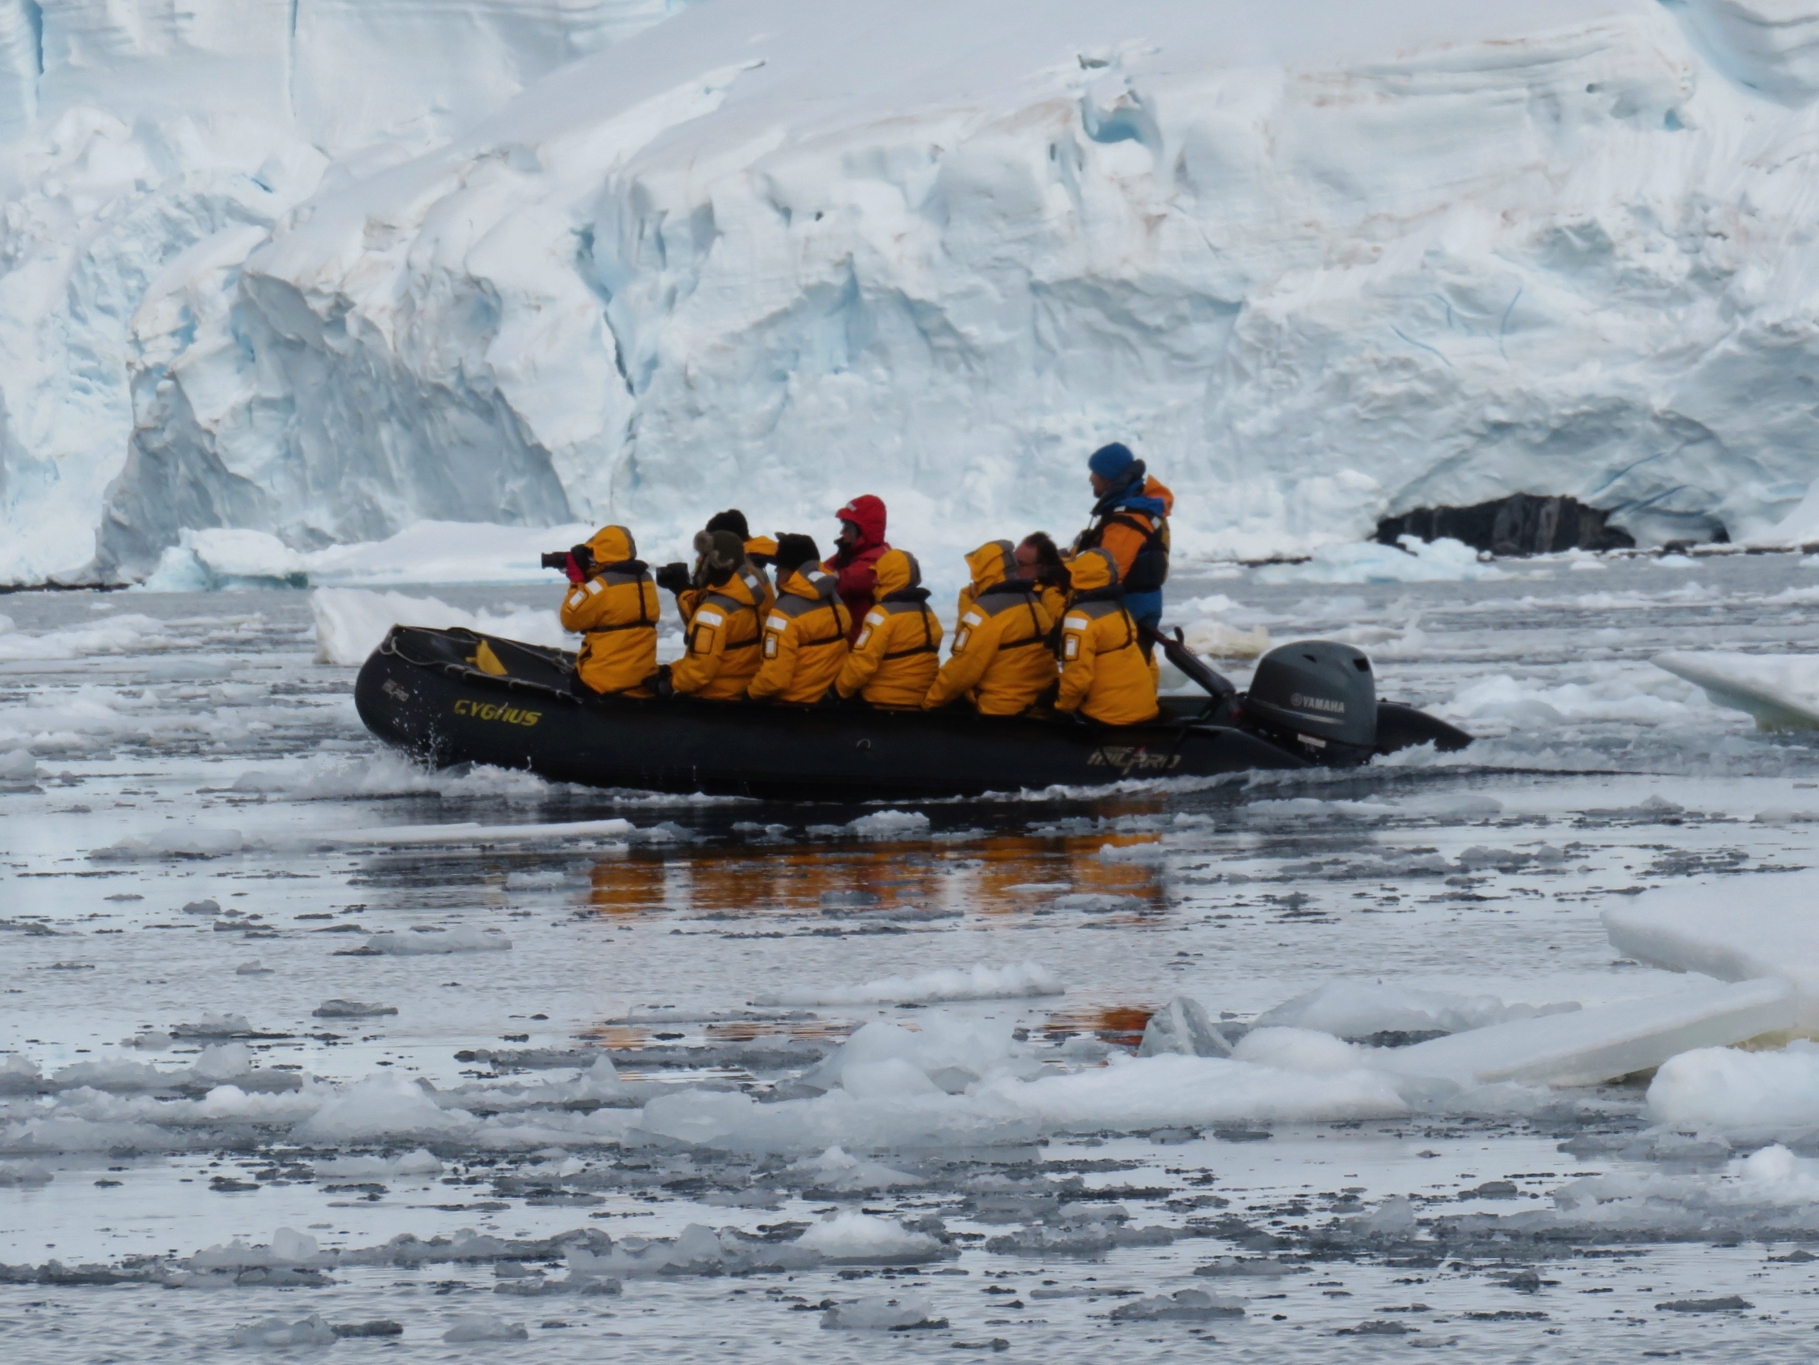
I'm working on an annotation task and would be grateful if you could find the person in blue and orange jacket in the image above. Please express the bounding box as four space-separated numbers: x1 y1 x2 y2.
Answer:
1071 442 1173 647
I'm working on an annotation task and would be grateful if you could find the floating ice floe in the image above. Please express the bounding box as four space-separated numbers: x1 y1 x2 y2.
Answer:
317 818 634 847
1648 1041 1819 1135
795 1211 942 1264
1137 997 1231 1058
1653 651 1819 730
339 926 513 956
1605 873 1819 1024
1257 981 1579 1038
821 1293 946 1331
1371 979 1795 1087
752 961 1062 1007
1254 537 1503 586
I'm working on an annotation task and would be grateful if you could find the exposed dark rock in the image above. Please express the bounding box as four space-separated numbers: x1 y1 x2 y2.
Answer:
1377 495 1637 556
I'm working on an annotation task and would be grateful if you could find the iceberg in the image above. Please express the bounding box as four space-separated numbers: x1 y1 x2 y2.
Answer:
3 1 1819 581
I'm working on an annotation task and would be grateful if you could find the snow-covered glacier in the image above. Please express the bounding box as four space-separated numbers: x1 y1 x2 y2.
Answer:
6 0 1819 583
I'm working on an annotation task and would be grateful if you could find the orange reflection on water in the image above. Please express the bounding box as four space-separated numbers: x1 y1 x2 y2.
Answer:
576 830 1169 923
1042 1004 1155 1048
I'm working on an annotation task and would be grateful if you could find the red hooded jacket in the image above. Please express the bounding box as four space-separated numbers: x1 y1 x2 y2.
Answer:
824 494 889 641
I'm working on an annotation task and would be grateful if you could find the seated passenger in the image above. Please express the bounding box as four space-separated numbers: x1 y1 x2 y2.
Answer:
705 508 780 594
666 530 767 700
825 495 890 641
747 535 852 704
1055 548 1160 726
558 525 660 696
1015 531 1070 625
923 541 1057 715
834 549 943 708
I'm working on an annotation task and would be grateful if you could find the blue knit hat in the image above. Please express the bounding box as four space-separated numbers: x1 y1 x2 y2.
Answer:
1088 442 1135 479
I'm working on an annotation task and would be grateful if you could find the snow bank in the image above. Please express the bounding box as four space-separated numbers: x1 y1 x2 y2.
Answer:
1653 651 1819 731
752 962 1063 1007
1257 981 1579 1037
310 588 576 665
1605 874 1819 1023
1374 978 1796 1087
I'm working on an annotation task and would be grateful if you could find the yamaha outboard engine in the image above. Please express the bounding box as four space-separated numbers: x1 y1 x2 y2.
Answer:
1240 640 1378 764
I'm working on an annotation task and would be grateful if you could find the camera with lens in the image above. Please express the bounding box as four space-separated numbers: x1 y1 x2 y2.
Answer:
541 545 595 575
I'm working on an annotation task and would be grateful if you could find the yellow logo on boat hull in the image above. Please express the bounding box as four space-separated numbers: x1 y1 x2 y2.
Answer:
453 699 542 727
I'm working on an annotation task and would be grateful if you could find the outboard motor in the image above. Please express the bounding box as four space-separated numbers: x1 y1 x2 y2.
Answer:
1240 640 1378 764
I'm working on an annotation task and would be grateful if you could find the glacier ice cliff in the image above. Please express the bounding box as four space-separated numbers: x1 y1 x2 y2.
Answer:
3 0 1819 582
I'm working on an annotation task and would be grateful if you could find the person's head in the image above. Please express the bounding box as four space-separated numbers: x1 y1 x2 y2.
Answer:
704 509 750 540
1088 442 1136 496
773 533 822 581
1014 531 1062 580
691 530 746 587
834 495 887 551
585 525 636 568
1067 546 1120 594
964 540 1016 592
873 548 921 597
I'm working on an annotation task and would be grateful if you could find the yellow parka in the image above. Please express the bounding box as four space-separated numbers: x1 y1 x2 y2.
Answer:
560 526 660 696
1056 548 1159 725
672 564 767 700
923 541 1057 715
747 568 852 703
835 549 943 708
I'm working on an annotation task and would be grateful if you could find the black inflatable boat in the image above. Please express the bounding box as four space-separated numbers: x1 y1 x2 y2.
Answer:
353 625 1470 800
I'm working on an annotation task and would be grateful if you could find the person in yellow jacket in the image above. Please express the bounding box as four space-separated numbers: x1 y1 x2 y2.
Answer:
747 535 852 704
923 541 1057 715
835 549 943 707
664 530 767 700
558 525 661 696
1055 548 1160 726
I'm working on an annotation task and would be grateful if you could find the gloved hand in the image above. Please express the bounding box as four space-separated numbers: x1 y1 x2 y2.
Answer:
1058 708 1086 725
648 664 674 699
563 552 587 585
818 685 844 709
655 562 690 595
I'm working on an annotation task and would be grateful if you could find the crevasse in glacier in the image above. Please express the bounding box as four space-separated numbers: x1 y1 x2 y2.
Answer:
3 0 1819 583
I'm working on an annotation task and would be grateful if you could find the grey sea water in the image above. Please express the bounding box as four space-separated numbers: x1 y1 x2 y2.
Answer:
5 552 1819 1361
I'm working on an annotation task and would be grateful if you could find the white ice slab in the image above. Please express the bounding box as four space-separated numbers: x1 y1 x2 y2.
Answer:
1373 978 1796 1086
1653 652 1819 731
318 818 635 846
1605 873 1819 1024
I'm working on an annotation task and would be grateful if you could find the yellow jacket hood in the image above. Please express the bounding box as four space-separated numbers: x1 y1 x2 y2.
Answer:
1067 547 1119 593
586 525 637 565
873 549 921 597
964 540 1016 594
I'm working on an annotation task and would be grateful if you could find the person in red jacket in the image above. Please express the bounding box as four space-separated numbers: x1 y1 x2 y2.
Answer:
823 495 890 642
